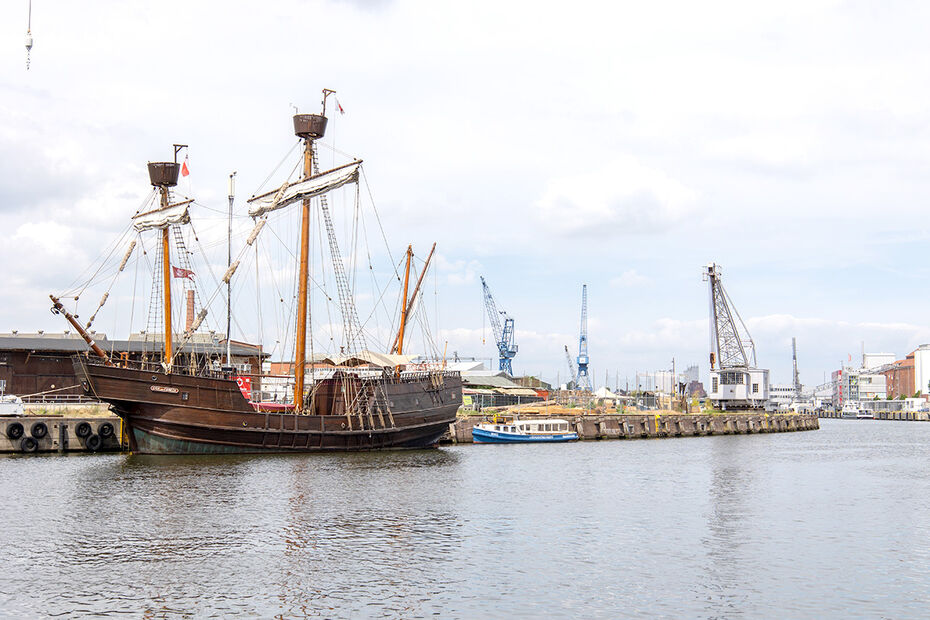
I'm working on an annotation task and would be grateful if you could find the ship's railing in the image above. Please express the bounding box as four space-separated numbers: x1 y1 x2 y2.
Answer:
21 393 99 404
78 354 460 394
78 354 229 379
393 370 461 383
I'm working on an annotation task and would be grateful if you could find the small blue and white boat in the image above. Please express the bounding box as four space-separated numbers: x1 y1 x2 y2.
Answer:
472 418 578 443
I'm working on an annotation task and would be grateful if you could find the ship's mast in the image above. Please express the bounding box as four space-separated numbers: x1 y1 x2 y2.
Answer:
292 95 331 409
395 245 413 355
390 242 436 355
227 171 236 367
161 221 173 366
147 144 187 371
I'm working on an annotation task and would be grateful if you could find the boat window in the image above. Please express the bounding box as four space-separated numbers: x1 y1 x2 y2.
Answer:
544 424 551 431
495 425 500 431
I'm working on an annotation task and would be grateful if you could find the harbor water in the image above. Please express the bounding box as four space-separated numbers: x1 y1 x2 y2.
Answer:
1 418 929 618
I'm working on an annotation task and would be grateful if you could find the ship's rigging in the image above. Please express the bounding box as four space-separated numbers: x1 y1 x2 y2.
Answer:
51 92 445 411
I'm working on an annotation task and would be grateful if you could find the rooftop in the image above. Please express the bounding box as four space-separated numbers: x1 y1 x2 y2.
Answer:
0 332 266 357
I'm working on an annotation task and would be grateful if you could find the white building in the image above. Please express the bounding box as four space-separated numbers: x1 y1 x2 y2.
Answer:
863 353 896 371
708 367 769 409
768 384 796 408
832 365 887 407
912 345 930 397
636 367 696 394
682 365 699 384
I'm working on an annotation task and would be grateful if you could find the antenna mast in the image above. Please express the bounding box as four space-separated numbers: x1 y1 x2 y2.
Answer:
25 0 33 70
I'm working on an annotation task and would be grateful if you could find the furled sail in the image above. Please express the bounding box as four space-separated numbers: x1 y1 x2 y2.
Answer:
247 160 362 217
132 199 193 232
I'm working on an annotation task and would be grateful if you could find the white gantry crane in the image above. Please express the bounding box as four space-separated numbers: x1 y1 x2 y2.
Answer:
703 263 769 409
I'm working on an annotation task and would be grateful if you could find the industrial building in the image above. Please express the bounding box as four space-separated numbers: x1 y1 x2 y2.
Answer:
831 366 887 407
0 332 265 402
883 351 915 400
444 360 543 410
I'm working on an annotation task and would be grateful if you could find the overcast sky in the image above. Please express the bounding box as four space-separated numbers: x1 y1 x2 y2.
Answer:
3 0 930 390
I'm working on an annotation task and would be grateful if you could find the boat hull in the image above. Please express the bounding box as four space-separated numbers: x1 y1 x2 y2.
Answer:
73 357 461 455
472 427 579 443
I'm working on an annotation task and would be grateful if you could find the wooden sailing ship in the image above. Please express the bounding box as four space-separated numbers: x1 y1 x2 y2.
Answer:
53 91 461 454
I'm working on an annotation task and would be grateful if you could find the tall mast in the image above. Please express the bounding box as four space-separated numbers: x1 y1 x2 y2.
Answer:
292 96 330 410
395 245 413 355
226 171 236 367
161 214 173 366
146 144 186 371
390 242 436 354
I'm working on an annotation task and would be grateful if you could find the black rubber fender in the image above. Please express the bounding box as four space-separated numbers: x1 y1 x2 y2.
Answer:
85 434 102 452
20 436 38 453
75 422 92 438
30 421 48 439
97 422 114 439
6 422 24 440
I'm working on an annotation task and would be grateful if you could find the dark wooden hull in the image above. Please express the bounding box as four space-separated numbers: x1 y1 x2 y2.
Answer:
73 357 461 455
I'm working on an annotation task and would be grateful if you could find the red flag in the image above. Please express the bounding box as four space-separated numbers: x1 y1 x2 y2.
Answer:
848 353 852 362
336 99 345 115
172 266 195 279
181 156 190 177
236 376 252 400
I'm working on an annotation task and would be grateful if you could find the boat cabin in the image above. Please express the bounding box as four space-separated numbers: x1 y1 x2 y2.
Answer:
489 419 571 434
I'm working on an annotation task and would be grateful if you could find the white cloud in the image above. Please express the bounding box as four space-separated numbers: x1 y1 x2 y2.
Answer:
433 254 481 286
536 155 698 237
610 269 649 288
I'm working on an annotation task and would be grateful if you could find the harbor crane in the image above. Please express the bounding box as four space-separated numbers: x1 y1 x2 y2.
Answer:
564 345 578 390
575 284 592 391
480 276 517 375
704 263 768 408
792 337 803 398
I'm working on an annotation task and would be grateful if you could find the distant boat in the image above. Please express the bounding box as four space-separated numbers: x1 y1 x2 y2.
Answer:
856 409 874 419
0 394 24 416
472 418 578 443
841 402 860 418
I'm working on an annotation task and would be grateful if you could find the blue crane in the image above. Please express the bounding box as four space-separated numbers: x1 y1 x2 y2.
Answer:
576 284 592 391
480 275 517 375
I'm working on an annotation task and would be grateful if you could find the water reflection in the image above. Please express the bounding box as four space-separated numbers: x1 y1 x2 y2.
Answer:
701 437 760 617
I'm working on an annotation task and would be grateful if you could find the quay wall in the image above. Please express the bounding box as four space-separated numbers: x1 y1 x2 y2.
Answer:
1 414 123 454
445 412 820 444
819 410 930 421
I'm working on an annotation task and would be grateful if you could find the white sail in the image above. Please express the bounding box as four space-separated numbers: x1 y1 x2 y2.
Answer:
247 161 361 217
132 200 192 232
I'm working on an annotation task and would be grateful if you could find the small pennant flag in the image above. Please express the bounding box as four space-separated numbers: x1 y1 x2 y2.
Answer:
172 266 195 279
336 98 345 115
181 156 190 177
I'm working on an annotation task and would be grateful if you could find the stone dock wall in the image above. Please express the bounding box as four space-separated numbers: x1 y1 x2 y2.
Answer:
1 415 123 453
819 410 929 421
445 412 820 444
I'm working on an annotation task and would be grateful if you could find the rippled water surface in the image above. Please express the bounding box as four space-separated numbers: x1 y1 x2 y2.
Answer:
2 419 930 618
